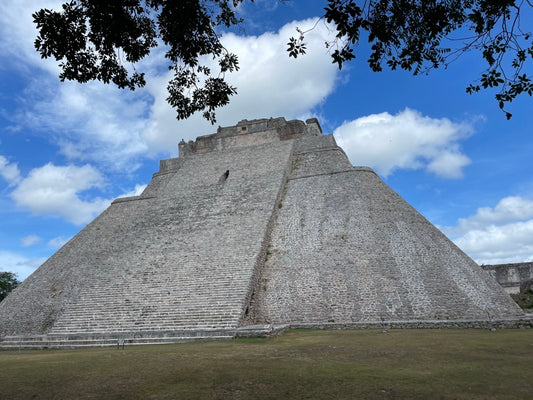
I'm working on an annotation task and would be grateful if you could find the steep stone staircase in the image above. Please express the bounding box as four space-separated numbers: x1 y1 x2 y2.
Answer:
0 136 295 348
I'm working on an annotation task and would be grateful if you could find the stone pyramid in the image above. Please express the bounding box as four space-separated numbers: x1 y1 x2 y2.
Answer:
0 118 524 348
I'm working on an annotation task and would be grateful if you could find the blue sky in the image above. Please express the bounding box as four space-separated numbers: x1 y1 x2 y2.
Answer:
1 0 532 281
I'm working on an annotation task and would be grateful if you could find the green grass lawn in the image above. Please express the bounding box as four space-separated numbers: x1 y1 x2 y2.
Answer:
1 329 532 399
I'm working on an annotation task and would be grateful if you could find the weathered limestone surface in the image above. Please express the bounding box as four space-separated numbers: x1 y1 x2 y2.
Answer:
0 117 524 347
247 134 523 323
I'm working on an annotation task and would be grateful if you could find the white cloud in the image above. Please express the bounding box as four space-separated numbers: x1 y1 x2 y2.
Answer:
22 80 151 171
1 0 151 171
142 19 339 154
427 151 471 179
21 235 41 247
0 0 61 72
333 109 474 178
10 163 111 225
443 196 533 265
0 155 21 185
7 162 148 226
0 250 46 282
447 196 533 234
11 12 338 167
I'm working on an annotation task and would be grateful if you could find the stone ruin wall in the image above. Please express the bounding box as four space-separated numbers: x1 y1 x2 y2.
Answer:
177 118 319 157
482 263 533 294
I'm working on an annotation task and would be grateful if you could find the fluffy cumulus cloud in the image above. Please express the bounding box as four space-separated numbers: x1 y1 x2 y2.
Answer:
141 18 339 154
0 0 61 70
443 196 533 264
4 0 339 169
333 109 473 178
20 80 152 171
0 156 21 185
0 0 149 171
0 250 46 282
10 163 111 225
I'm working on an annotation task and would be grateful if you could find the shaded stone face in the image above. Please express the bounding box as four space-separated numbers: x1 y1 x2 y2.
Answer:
0 117 524 347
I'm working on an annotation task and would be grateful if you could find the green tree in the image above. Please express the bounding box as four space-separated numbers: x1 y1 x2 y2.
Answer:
0 271 19 302
34 1 533 121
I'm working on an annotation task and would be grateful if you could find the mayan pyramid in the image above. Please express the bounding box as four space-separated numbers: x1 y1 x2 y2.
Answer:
0 118 524 348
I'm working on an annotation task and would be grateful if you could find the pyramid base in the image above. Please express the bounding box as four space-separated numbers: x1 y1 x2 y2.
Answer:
1 317 531 350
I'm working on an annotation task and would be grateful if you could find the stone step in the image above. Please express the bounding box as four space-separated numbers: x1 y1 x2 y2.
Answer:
60 303 244 311
55 308 242 316
76 282 249 289
52 312 241 322
53 313 241 321
51 322 237 330
51 319 237 325
51 324 237 332
68 292 246 299
53 301 244 314
52 324 235 331
0 335 234 349
0 324 289 349
53 297 245 307
56 312 239 319
51 318 238 326
50 320 239 332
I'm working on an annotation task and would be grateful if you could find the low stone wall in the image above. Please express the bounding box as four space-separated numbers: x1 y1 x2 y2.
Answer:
290 316 533 330
482 263 533 294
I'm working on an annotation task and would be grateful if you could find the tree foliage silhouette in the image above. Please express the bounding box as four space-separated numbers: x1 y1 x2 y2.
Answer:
34 1 533 121
0 271 19 302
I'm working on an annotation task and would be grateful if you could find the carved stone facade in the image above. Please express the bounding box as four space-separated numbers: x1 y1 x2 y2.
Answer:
0 118 526 348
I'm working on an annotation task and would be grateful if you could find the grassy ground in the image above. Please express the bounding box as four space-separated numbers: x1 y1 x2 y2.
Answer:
1 329 532 399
